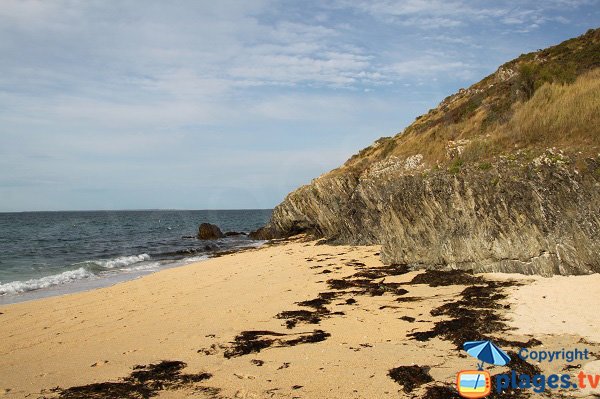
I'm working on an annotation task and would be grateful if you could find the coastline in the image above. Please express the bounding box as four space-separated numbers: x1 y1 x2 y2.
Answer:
1 238 599 398
0 241 264 306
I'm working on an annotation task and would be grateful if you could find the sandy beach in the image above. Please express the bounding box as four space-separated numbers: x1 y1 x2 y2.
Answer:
1 238 599 399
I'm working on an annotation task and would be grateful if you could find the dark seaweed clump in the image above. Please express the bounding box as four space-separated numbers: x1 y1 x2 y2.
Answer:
44 361 213 399
352 264 411 279
274 259 413 339
277 309 323 328
223 330 285 358
278 262 412 328
408 284 504 346
408 276 537 349
276 291 345 328
327 278 409 296
223 330 330 358
410 269 481 286
420 385 462 399
326 262 411 296
388 365 433 393
395 296 423 302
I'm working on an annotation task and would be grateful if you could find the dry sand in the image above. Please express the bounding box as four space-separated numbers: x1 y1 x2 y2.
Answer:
507 274 600 343
0 238 598 398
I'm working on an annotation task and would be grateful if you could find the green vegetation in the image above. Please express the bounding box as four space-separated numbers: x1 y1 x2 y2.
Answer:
448 159 463 174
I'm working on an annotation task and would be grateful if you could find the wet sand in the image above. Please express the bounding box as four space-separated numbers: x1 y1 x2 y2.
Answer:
0 238 598 398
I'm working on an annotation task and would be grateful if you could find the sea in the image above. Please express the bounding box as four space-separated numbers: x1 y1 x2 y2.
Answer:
0 209 271 304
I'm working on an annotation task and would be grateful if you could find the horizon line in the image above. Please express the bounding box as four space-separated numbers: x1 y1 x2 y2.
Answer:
0 208 274 214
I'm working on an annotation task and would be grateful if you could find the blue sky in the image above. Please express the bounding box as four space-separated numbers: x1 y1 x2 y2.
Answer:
0 1 598 211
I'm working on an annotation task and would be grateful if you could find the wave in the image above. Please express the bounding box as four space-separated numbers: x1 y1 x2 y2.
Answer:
0 253 153 295
0 267 94 295
180 255 209 263
96 254 151 269
0 242 261 297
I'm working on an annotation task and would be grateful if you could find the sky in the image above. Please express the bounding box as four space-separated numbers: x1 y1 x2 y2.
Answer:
0 1 598 212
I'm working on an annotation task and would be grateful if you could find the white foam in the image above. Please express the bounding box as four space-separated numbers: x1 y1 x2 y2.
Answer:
122 262 161 272
99 253 151 269
183 255 210 263
0 267 95 295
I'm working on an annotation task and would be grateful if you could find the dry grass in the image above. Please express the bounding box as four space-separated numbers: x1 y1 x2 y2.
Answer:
333 27 600 179
337 67 600 176
495 68 600 150
461 68 600 162
332 29 600 177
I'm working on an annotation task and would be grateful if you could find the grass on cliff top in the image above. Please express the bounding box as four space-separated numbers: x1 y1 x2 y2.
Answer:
333 28 600 177
496 68 600 150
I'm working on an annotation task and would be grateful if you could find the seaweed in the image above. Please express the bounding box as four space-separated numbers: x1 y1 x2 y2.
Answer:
408 279 539 349
277 309 322 328
327 278 408 296
223 331 284 358
420 385 462 399
396 296 423 302
410 270 481 286
43 361 213 399
277 291 345 328
325 262 411 296
344 263 410 279
282 330 329 346
387 365 433 393
409 286 506 346
223 330 330 358
278 259 412 331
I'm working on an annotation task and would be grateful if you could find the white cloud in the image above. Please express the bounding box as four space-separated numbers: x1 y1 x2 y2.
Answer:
386 58 472 76
0 0 596 210
334 0 595 31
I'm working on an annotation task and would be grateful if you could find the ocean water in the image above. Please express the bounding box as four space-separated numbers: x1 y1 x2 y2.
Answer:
0 209 271 304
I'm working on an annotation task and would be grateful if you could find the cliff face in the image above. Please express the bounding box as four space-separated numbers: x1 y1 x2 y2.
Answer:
271 154 600 275
265 29 600 276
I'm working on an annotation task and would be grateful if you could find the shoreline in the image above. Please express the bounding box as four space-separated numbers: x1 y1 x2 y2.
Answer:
0 241 264 306
1 238 598 398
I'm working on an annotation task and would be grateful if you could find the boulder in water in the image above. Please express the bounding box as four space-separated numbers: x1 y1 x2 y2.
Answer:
225 231 246 237
197 223 224 240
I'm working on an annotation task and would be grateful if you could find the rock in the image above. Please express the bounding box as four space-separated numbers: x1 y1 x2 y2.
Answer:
224 231 247 237
248 226 275 240
257 30 600 277
263 159 600 276
197 223 224 240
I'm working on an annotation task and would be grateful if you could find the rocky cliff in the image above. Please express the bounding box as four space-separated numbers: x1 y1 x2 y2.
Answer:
262 28 600 276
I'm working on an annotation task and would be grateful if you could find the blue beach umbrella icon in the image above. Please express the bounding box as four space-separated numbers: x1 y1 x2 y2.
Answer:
463 340 511 370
